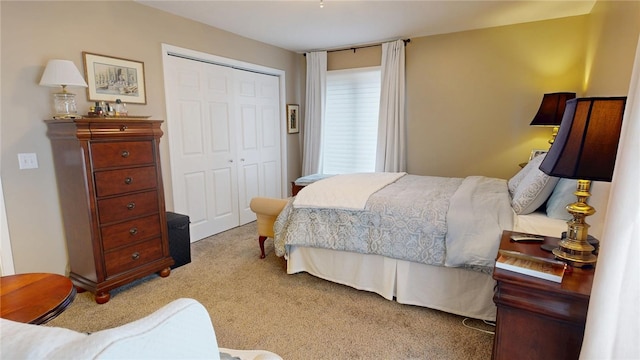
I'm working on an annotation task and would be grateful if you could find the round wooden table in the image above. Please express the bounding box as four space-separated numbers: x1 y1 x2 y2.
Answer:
0 273 76 324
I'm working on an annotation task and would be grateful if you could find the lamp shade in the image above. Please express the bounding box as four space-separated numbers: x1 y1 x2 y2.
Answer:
39 59 88 88
529 92 576 126
539 97 626 182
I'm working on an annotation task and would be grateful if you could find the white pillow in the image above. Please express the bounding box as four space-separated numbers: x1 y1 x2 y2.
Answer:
511 154 559 215
546 178 578 220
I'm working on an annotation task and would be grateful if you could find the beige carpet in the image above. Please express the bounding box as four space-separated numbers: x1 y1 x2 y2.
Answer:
47 222 494 359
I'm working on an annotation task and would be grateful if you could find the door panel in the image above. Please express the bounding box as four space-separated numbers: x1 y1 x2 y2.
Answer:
165 56 238 241
235 70 282 224
183 171 207 227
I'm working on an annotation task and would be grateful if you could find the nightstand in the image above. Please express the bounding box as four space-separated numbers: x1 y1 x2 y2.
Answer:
492 230 595 360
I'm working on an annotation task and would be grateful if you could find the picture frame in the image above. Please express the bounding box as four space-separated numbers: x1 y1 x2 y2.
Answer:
287 104 300 134
82 52 147 104
529 149 548 162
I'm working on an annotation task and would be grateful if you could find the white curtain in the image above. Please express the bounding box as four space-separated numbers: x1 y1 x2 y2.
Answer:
301 51 327 176
376 39 407 172
580 35 640 359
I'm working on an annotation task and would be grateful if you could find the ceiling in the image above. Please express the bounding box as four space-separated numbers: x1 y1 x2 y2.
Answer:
136 0 596 53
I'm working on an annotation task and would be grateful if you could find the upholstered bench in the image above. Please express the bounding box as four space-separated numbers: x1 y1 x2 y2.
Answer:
249 197 289 259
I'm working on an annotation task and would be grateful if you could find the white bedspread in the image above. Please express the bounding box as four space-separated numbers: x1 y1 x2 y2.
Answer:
445 176 514 268
293 172 406 210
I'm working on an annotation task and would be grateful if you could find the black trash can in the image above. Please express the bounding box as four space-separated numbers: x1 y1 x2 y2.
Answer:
166 212 191 269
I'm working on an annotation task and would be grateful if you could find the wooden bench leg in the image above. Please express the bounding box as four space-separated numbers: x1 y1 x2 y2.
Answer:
259 236 267 259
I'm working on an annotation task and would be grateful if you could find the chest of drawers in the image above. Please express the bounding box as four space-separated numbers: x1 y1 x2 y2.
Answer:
46 118 174 304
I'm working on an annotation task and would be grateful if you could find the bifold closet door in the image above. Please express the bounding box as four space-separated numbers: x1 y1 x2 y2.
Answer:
165 55 282 242
235 69 282 225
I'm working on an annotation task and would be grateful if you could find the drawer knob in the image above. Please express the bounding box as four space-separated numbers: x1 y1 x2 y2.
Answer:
121 150 130 158
124 177 133 184
129 227 138 235
127 202 136 210
120 125 128 131
131 252 140 260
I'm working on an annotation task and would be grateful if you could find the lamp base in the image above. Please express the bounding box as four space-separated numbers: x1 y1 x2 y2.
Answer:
552 179 597 268
53 91 79 118
552 245 596 268
548 125 560 145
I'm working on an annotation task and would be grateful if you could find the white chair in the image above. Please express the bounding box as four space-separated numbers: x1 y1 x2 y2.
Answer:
0 298 282 360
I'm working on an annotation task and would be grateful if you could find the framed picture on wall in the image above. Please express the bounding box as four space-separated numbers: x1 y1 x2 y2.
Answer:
287 104 300 134
83 52 147 104
529 149 548 162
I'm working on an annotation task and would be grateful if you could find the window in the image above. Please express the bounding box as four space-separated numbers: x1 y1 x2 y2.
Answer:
322 67 381 174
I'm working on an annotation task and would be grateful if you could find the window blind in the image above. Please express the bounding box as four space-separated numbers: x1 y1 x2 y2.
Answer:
322 67 381 174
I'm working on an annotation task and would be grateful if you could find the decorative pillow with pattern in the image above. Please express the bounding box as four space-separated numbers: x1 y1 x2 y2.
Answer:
508 157 539 196
510 154 559 214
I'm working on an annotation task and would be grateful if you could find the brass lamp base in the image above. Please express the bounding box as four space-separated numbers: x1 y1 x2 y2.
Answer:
548 125 560 145
553 179 597 268
552 242 597 268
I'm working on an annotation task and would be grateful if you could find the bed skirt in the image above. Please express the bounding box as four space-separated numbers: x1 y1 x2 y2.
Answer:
287 246 497 321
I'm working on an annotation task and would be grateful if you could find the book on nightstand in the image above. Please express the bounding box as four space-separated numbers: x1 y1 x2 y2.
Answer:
496 250 567 283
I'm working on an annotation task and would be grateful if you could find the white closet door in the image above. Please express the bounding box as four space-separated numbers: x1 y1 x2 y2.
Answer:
165 56 239 241
235 70 282 225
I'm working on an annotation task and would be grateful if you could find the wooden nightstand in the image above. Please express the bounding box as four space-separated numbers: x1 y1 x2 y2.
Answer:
492 230 595 360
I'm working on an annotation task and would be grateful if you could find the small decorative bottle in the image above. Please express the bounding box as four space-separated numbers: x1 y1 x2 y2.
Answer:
94 101 103 116
106 103 115 116
115 99 128 117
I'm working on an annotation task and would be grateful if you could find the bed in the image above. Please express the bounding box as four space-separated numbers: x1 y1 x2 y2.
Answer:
273 155 610 321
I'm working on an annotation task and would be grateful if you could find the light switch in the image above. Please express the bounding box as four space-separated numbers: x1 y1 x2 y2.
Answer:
18 153 39 169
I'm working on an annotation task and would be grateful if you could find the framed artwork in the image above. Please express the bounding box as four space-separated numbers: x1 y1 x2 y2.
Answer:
529 149 548 162
287 104 300 134
82 52 147 104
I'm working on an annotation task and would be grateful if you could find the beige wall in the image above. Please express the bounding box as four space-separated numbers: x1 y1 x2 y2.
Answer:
406 16 591 179
0 1 301 274
585 1 640 96
1 1 638 274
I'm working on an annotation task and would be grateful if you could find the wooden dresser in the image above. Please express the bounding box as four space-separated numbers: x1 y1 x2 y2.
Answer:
492 230 594 360
46 118 174 304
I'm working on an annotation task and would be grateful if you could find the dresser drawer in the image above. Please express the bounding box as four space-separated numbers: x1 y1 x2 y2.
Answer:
104 237 164 277
90 141 154 169
89 121 155 139
94 166 157 197
101 214 161 251
97 190 159 224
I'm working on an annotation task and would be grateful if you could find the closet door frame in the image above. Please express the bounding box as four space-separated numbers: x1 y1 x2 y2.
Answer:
161 44 288 238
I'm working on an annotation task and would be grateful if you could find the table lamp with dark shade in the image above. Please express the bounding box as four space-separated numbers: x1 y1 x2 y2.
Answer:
530 92 576 145
539 96 627 267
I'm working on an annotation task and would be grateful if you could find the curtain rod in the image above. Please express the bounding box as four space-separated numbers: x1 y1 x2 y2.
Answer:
304 39 410 56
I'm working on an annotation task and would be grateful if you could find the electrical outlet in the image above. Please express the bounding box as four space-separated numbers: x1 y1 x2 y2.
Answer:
18 153 39 170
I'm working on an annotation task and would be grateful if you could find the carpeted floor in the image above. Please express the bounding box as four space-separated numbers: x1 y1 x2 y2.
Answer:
47 222 494 359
